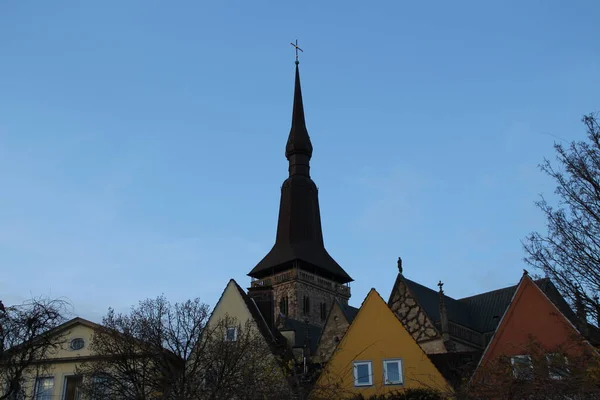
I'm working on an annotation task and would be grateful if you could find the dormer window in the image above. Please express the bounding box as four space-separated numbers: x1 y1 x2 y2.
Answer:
69 338 85 351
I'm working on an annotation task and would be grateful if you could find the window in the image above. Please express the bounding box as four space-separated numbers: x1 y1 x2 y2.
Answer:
64 375 83 400
224 327 237 342
320 302 327 321
34 377 54 400
90 374 112 400
546 353 569 380
69 338 85 350
510 355 533 380
302 296 310 315
279 296 288 316
353 361 372 386
383 359 404 385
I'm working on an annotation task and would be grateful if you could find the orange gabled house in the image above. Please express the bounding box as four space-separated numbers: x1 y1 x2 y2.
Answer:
470 272 600 397
312 289 450 399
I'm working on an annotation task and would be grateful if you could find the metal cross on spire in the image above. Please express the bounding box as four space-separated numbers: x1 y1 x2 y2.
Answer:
290 39 303 64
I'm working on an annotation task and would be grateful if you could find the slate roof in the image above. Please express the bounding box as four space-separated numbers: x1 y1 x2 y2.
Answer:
278 317 322 355
403 276 592 338
231 281 291 358
338 300 359 324
404 279 472 328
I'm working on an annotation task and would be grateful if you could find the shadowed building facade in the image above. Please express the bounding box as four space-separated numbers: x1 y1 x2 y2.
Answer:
247 62 353 352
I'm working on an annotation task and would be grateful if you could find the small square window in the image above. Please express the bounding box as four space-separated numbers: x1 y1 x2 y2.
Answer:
383 359 403 385
353 361 372 387
511 355 533 380
224 327 237 342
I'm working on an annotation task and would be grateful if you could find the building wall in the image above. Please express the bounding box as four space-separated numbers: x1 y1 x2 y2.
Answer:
272 279 344 327
209 280 256 330
17 322 97 399
315 302 351 363
480 276 592 363
316 289 450 398
389 276 443 349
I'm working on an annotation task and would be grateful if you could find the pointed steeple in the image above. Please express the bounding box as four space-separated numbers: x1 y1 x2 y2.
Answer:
285 64 313 177
248 62 352 284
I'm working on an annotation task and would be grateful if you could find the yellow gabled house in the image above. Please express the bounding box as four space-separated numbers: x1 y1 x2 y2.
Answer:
313 289 451 398
5 317 100 400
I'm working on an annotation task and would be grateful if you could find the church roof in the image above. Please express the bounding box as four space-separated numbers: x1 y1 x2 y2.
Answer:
278 317 322 355
248 63 352 284
339 301 359 324
401 276 591 336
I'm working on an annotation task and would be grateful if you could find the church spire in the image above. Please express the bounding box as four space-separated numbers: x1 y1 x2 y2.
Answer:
285 64 313 177
248 60 353 284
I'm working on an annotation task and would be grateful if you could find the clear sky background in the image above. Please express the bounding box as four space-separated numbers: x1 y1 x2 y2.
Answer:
1 1 599 321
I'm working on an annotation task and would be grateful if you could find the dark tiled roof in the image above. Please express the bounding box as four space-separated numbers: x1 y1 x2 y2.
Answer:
404 279 472 328
231 281 289 355
404 276 587 339
338 300 359 324
459 285 518 333
247 64 353 284
279 317 322 355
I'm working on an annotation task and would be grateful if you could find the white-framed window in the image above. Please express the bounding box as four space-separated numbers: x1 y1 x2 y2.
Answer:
353 361 373 387
224 327 237 342
33 377 54 400
383 359 404 385
546 353 569 380
510 355 533 380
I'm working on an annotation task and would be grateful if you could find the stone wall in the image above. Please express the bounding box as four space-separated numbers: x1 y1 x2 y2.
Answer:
315 302 351 363
295 281 338 327
273 281 297 320
389 276 443 348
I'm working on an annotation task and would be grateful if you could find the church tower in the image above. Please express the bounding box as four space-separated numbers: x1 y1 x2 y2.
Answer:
248 61 353 329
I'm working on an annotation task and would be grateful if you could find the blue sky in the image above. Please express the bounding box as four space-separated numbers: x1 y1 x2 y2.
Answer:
1 1 599 321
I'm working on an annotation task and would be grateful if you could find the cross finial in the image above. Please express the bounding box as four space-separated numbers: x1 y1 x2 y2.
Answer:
438 280 444 293
290 39 303 64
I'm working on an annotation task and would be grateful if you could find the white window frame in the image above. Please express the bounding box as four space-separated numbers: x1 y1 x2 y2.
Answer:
546 353 569 380
510 355 533 380
224 327 237 342
353 361 373 387
33 376 54 400
383 358 404 385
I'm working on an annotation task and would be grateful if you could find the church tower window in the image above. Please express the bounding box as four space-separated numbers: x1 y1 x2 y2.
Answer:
279 296 289 316
320 302 327 321
302 296 310 315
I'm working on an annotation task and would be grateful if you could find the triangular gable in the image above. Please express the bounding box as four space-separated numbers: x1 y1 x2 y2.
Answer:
475 273 597 375
315 289 450 397
314 299 356 363
388 273 443 345
208 280 273 345
206 280 293 364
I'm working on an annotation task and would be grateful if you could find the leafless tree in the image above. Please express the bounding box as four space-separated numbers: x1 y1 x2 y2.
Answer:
76 296 293 400
0 296 70 399
524 113 600 325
